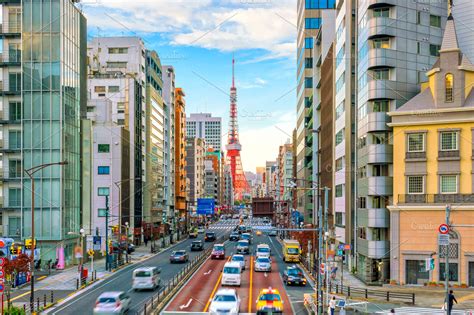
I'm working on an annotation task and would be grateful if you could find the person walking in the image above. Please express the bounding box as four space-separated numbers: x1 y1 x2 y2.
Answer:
328 296 336 315
448 290 458 315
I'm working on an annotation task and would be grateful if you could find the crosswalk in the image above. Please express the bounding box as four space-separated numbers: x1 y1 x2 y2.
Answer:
375 307 471 314
207 219 274 231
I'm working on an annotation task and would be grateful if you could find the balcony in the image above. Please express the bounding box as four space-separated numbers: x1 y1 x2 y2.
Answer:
358 208 389 228
0 22 21 36
358 112 390 135
367 79 398 100
0 82 20 96
359 144 393 165
0 52 21 66
368 49 397 69
368 0 396 8
398 194 474 204
438 150 460 160
368 17 396 39
358 176 393 196
357 238 389 258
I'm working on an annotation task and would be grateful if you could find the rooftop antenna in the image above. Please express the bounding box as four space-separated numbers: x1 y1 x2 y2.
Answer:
232 53 235 88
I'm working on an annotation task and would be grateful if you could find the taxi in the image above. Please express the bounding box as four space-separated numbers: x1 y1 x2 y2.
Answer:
256 230 262 236
255 287 283 314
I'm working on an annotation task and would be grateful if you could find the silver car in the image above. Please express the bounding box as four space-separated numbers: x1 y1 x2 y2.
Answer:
254 256 271 272
93 291 131 314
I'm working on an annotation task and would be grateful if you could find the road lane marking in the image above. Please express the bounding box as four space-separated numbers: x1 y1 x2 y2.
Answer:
204 270 212 275
248 256 253 313
179 298 193 309
264 272 268 277
10 291 31 301
203 256 231 312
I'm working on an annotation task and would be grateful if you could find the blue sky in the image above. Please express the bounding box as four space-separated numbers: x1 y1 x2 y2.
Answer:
83 0 296 171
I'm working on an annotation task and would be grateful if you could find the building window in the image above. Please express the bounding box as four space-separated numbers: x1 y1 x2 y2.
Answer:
335 157 344 172
9 160 21 178
336 18 345 40
335 128 345 146
358 42 368 61
335 184 344 197
335 212 344 227
98 144 110 153
305 96 312 108
439 263 458 282
358 197 366 208
335 101 345 120
373 7 390 18
9 102 21 121
373 69 389 80
440 131 458 151
94 86 106 93
98 166 110 175
445 73 453 102
358 166 367 178
305 37 314 49
305 58 313 68
305 0 336 9
408 176 424 194
440 175 457 194
430 14 441 28
430 44 441 57
336 45 345 68
108 47 128 54
372 38 390 49
371 100 389 112
304 77 313 89
305 18 321 29
335 72 345 93
108 86 120 93
407 133 425 152
8 188 21 207
98 209 107 217
106 61 127 68
417 11 421 25
9 130 21 149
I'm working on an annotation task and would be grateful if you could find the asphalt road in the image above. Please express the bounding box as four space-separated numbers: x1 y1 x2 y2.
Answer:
47 225 231 315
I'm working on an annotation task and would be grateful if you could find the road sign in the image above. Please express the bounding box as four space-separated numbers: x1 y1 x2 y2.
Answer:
74 246 83 259
438 234 450 245
0 258 5 267
438 224 449 234
425 258 435 271
0 284 4 293
93 236 101 251
337 250 344 256
88 249 95 257
338 244 344 250
0 240 5 248
197 198 215 215
343 244 352 250
327 250 335 262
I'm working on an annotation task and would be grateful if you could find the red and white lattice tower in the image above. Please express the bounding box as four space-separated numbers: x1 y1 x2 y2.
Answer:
226 57 251 201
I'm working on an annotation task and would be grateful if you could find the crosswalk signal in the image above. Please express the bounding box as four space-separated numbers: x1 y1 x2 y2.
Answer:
10 244 22 255
25 239 36 250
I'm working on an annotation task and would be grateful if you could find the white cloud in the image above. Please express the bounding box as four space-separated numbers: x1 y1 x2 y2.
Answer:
83 0 296 60
238 77 268 89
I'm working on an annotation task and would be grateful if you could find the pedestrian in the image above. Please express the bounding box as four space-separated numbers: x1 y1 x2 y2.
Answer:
448 290 458 315
144 237 148 247
328 296 336 315
390 309 395 313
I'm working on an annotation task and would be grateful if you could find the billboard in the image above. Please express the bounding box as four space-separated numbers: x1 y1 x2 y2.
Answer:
197 198 215 215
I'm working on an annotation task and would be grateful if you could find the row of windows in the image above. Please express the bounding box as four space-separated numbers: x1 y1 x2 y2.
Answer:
407 131 458 153
94 86 120 93
335 72 345 94
336 45 345 68
305 18 321 29
305 37 314 49
108 47 128 54
335 128 345 146
335 101 344 120
407 175 458 194
305 0 335 9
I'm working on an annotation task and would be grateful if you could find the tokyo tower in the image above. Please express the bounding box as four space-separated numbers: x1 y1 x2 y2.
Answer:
226 57 251 200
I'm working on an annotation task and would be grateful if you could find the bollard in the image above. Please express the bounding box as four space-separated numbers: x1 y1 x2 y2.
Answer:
76 278 79 289
144 302 147 315
412 293 415 305
151 295 154 308
365 288 368 299
51 291 54 303
386 291 389 302
23 304 26 312
44 294 47 307
37 297 40 310
348 286 351 297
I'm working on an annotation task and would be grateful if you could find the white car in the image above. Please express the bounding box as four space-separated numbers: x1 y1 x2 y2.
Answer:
209 288 240 315
254 256 272 272
255 244 271 259
93 291 131 314
132 267 160 290
197 227 205 234
231 254 246 271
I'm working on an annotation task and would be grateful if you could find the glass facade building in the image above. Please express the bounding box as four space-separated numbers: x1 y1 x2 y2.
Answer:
0 0 87 261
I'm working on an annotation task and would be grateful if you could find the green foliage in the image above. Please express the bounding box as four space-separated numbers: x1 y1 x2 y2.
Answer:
4 306 26 315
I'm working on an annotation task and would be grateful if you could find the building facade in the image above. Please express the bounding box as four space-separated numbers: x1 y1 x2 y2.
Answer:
0 0 87 261
356 1 447 283
388 15 474 286
185 137 206 207
186 113 222 151
175 88 187 225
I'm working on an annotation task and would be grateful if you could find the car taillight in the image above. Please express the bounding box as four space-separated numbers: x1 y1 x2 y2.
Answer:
116 301 121 308
95 301 99 307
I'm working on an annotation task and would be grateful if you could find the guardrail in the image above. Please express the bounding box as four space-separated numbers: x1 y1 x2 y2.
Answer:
139 233 230 315
330 283 415 305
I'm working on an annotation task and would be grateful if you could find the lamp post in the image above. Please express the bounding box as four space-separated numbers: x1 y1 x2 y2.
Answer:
68 228 85 280
98 187 110 271
24 160 68 312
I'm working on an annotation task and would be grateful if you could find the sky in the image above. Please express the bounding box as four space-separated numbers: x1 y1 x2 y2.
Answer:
81 0 297 172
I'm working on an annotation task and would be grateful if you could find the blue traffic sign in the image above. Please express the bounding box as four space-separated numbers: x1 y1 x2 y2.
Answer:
197 198 215 215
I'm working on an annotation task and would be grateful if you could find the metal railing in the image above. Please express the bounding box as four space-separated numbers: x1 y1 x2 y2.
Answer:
438 150 460 158
398 194 474 204
405 151 426 159
330 283 415 305
140 233 230 315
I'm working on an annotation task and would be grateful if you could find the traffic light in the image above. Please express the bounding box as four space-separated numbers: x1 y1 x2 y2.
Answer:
25 238 36 250
111 225 118 234
10 244 22 255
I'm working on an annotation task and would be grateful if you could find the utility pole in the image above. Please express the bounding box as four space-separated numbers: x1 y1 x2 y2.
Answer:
317 191 323 315
105 195 109 271
324 187 329 307
445 204 451 315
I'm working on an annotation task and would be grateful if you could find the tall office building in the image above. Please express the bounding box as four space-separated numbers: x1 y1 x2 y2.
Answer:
162 66 176 228
356 1 446 283
296 0 336 221
144 50 165 225
175 88 187 226
452 0 474 62
0 0 87 261
88 36 147 237
185 137 206 207
186 113 222 151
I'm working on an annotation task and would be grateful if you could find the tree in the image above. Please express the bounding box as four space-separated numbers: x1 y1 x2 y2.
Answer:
4 254 30 277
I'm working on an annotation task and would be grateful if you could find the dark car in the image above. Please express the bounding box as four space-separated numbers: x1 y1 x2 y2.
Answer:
190 240 204 251
282 266 307 286
229 232 239 241
169 250 189 263
205 232 216 242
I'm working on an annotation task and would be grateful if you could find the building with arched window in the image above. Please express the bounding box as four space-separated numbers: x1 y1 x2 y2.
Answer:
388 14 474 286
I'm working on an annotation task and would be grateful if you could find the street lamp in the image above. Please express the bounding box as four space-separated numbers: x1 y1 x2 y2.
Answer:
24 160 68 312
68 228 85 280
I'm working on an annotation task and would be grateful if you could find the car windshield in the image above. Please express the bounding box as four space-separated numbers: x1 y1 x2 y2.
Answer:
214 294 237 302
259 294 281 301
174 251 185 256
192 241 201 245
134 271 151 277
223 267 240 274
287 247 299 255
206 233 215 236
257 257 270 263
257 247 270 253
287 268 300 276
214 246 224 251
242 234 250 239
238 241 248 247
98 297 117 304
232 256 244 261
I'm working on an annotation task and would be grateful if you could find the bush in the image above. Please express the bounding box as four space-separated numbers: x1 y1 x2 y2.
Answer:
4 306 26 315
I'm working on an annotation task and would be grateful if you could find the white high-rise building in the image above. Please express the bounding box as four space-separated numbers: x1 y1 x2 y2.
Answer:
186 113 222 151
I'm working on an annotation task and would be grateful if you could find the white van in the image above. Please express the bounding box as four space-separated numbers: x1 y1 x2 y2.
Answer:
132 267 161 290
221 262 242 286
255 244 271 259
